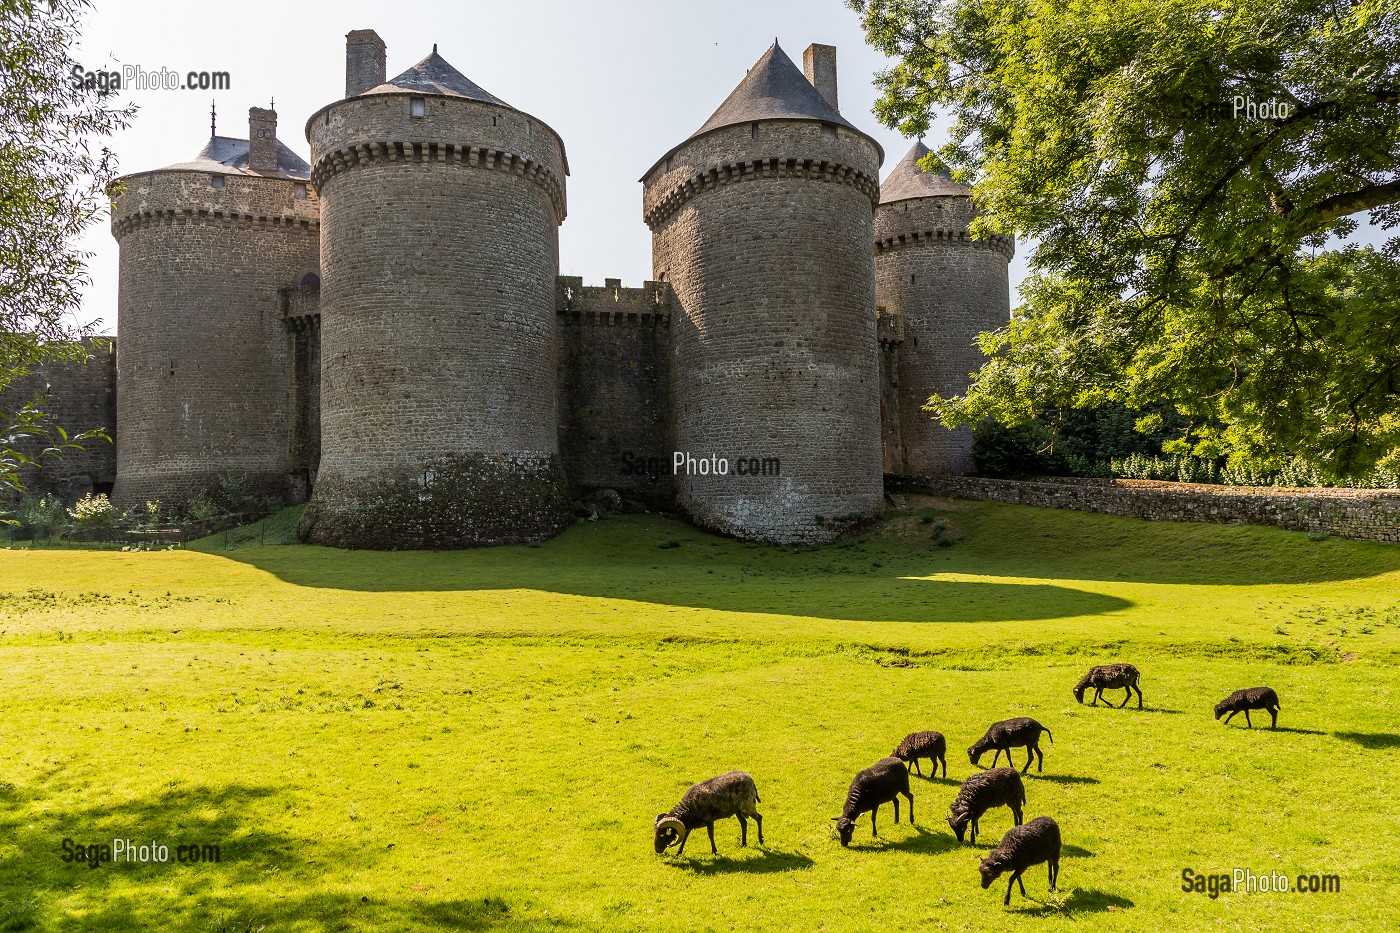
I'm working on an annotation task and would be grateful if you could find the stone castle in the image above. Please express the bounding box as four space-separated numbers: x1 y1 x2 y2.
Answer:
8 31 1012 548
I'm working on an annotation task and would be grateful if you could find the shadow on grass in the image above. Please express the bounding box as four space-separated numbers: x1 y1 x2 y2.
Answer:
1271 726 1328 735
1012 887 1135 915
845 826 961 854
0 779 574 931
670 848 815 875
1333 731 1400 749
202 527 1134 625
1061 843 1096 859
1031 774 1100 785
1139 707 1185 715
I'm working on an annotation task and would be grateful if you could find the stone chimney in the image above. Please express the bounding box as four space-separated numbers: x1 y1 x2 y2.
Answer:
345 29 386 98
803 43 838 112
247 106 278 173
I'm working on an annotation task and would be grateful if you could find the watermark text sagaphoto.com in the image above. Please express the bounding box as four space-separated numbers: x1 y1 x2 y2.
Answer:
71 64 230 93
61 837 221 869
1181 867 1340 898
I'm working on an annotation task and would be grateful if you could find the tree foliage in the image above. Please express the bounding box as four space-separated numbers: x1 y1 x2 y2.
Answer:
1 0 132 496
849 0 1400 478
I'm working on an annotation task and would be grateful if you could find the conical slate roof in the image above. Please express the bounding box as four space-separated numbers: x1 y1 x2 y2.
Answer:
643 41 882 180
157 135 310 180
880 140 970 203
693 41 858 137
365 47 509 106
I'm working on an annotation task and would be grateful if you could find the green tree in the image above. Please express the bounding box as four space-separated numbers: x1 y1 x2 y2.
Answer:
850 0 1400 478
1 0 132 497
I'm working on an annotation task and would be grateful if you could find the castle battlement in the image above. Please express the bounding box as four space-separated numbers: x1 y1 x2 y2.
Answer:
875 229 1016 261
555 277 672 324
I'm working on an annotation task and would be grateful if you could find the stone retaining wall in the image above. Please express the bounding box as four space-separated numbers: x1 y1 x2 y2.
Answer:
887 474 1400 544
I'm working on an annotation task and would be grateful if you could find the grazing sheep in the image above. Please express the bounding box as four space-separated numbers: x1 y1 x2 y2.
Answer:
968 718 1054 773
979 816 1061 906
946 767 1025 844
653 771 763 856
832 756 914 847
893 730 947 778
1073 663 1144 709
1214 687 1280 729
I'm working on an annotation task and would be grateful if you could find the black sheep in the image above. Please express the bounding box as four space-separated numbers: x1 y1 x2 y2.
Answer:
1073 663 1143 708
1214 687 1280 729
979 816 1061 906
946 767 1025 844
654 771 763 856
892 730 947 778
832 756 914 846
968 718 1054 773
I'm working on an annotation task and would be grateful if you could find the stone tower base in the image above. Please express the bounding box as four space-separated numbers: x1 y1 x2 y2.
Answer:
300 453 572 549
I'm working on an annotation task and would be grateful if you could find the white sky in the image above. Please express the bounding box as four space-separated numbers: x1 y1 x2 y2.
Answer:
69 0 1386 335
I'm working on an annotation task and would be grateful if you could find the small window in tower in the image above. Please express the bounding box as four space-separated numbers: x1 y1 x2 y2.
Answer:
820 122 838 139
209 175 225 188
911 274 917 284
526 119 533 137
665 155 673 172
750 122 759 139
293 183 308 199
492 115 498 127
410 97 426 118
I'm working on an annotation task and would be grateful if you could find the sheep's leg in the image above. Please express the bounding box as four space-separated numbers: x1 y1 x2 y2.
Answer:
893 797 901 824
1135 684 1144 709
1050 856 1059 890
675 828 690 857
1223 710 1237 725
1244 709 1253 728
904 790 915 824
1269 706 1278 728
1118 687 1131 708
1004 871 1019 906
1017 873 1028 899
939 754 947 778
969 818 978 845
1092 687 1102 706
870 805 879 837
1021 746 1032 774
1012 803 1023 826
706 822 717 854
1036 744 1045 772
753 811 763 845
913 758 923 777
990 748 1002 767
738 814 748 847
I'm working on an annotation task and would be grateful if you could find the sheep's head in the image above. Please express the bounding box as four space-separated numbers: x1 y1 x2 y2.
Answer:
967 740 988 765
1072 680 1088 704
946 809 969 842
832 816 855 847
653 815 685 854
1213 699 1230 720
978 854 1005 889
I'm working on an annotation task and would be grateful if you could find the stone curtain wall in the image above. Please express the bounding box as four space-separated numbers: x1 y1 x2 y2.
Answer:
0 338 117 503
888 474 1400 544
555 277 674 509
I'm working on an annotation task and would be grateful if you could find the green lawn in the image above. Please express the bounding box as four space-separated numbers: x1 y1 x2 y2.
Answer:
1 498 1397 932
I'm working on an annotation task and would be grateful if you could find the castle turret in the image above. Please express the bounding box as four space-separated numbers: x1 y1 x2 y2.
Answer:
302 32 571 548
109 106 320 509
874 141 1014 475
640 41 885 545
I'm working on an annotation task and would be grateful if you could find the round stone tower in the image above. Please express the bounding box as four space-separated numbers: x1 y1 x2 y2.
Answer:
303 33 571 549
874 141 1014 475
110 106 320 510
641 42 885 545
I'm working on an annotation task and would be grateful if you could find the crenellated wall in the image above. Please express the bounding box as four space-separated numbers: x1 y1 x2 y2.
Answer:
555 277 674 508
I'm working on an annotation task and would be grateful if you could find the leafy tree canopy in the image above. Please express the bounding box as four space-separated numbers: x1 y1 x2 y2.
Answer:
1 0 132 495
850 0 1400 478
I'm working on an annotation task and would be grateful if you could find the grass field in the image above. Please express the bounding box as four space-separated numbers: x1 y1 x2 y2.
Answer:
1 498 1397 932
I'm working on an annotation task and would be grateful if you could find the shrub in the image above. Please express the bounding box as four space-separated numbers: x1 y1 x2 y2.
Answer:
186 492 220 522
16 494 66 537
67 492 116 529
214 472 256 513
